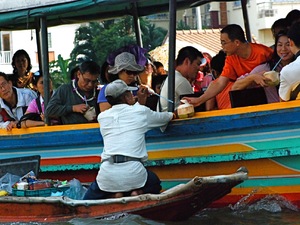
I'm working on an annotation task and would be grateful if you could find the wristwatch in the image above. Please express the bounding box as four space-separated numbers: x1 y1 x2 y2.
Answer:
16 121 21 129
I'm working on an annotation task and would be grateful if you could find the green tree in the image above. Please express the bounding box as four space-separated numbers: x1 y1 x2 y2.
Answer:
69 22 105 70
49 54 71 89
141 22 167 51
70 16 167 68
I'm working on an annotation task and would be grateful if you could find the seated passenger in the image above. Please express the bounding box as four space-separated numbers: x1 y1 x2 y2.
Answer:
22 72 56 128
279 22 300 101
98 52 145 112
0 72 37 131
84 79 175 200
183 24 273 108
10 49 34 89
232 31 294 103
270 18 289 49
153 61 167 76
204 50 234 110
46 61 100 124
158 46 205 112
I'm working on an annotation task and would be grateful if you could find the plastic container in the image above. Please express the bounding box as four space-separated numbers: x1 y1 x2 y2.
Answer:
17 182 28 190
28 180 52 190
12 186 69 197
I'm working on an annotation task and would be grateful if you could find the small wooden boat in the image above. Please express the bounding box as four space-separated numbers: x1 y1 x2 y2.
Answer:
0 168 247 223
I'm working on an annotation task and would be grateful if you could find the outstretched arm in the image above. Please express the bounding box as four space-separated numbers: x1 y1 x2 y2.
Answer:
183 76 230 107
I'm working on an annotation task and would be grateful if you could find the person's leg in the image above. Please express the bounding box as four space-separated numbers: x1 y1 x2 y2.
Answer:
140 169 162 194
83 180 112 200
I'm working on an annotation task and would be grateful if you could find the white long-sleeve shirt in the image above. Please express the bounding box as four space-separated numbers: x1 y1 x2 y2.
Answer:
97 102 173 192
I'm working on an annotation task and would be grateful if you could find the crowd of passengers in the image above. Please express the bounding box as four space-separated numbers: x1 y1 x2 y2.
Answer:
0 9 300 200
1 10 300 130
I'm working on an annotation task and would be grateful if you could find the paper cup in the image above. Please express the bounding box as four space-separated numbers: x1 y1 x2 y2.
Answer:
84 106 96 121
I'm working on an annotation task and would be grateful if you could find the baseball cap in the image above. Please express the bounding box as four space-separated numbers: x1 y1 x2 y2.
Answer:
105 79 138 98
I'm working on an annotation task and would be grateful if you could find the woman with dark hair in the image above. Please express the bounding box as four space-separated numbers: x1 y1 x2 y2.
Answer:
232 31 294 103
23 72 56 127
97 52 145 112
0 72 37 130
11 49 33 89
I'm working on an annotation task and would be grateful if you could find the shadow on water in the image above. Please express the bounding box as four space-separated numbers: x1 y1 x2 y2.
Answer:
2 194 300 225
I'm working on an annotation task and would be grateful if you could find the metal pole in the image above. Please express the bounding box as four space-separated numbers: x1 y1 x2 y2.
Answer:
35 19 42 72
167 0 176 112
38 17 50 125
241 0 251 42
132 2 143 47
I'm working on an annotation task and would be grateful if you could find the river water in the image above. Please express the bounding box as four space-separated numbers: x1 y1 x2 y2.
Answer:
3 194 300 225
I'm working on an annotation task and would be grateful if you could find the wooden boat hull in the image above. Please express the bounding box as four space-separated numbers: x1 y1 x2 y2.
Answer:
1 101 300 208
0 169 247 222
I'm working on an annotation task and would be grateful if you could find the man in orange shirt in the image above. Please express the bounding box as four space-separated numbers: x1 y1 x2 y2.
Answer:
184 24 273 108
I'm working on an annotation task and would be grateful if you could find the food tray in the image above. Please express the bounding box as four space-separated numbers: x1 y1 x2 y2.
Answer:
12 186 69 197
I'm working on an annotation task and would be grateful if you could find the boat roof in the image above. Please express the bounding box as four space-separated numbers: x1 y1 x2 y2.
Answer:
0 0 233 30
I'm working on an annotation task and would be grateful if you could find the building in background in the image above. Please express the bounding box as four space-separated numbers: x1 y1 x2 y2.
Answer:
0 0 299 74
147 0 300 47
0 24 80 74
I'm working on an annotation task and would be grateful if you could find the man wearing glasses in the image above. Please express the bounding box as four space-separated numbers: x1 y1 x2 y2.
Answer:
184 24 273 109
46 60 100 124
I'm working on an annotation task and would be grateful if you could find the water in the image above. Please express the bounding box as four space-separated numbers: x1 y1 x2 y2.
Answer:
2 195 300 225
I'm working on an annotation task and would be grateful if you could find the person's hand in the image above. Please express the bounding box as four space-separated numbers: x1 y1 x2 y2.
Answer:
6 121 16 131
40 113 45 121
73 104 90 114
252 71 269 87
137 85 148 105
182 97 201 107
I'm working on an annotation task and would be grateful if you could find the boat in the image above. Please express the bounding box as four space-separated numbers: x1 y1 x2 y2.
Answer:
0 168 247 223
0 0 299 212
1 100 300 209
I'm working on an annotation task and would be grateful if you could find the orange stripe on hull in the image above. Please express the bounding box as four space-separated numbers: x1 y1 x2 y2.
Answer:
150 158 300 180
148 143 253 159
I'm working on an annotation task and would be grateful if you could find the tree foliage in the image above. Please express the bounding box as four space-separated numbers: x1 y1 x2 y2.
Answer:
70 16 167 69
49 54 71 89
49 16 167 87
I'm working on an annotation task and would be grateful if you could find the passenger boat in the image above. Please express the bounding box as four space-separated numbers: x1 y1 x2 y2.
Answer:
0 168 247 223
1 100 300 209
0 0 299 214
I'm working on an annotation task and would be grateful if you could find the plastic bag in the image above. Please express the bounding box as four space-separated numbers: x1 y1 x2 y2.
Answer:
0 173 21 193
64 178 87 200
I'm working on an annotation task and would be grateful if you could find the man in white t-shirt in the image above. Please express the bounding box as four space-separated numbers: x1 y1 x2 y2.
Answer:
279 21 300 101
158 46 205 112
83 79 175 200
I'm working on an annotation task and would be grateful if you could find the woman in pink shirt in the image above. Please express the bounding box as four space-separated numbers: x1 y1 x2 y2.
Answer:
24 72 54 127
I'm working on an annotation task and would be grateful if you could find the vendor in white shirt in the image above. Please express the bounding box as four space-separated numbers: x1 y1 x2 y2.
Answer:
84 79 175 200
